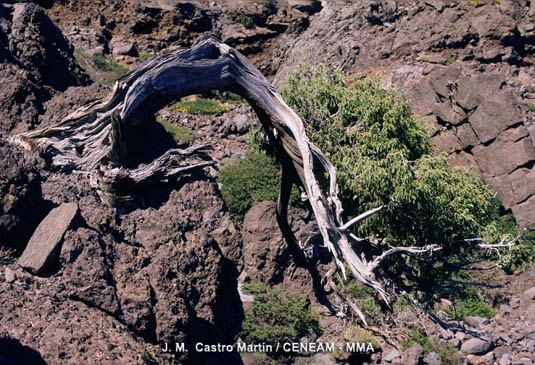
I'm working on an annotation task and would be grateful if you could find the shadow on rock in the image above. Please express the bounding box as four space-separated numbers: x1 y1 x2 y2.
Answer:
0 336 47 365
114 170 214 213
123 115 178 168
183 317 244 365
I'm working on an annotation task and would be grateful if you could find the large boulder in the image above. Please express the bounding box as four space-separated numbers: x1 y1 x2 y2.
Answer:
241 200 322 298
8 3 88 91
472 138 534 178
118 179 243 363
110 36 137 56
403 343 424 365
468 98 521 144
461 338 493 355
0 143 44 248
524 287 535 300
0 62 44 134
60 228 121 316
423 351 443 365
0 3 88 134
241 201 291 284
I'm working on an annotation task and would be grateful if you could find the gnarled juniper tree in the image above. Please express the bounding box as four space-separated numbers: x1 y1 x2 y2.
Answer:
10 39 518 325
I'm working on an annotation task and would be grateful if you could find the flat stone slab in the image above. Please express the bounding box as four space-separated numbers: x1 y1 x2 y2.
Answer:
18 203 78 275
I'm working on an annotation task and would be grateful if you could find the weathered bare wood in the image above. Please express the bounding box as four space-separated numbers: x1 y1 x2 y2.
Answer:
368 244 441 272
10 37 443 310
340 206 384 231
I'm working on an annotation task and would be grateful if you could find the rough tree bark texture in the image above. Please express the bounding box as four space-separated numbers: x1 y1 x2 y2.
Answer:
11 38 437 320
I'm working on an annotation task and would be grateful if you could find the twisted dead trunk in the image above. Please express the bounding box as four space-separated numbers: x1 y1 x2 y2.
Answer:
11 38 440 319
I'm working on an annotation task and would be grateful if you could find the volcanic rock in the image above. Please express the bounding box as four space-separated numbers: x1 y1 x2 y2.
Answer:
18 203 78 275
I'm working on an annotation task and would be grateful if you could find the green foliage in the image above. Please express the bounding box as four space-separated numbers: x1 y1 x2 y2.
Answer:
341 279 382 322
74 50 129 85
138 52 154 61
447 294 494 320
482 214 535 273
446 54 457 64
217 151 280 220
217 150 300 220
392 293 414 312
434 272 494 321
404 329 460 365
521 102 535 112
345 326 379 349
156 116 193 145
218 91 248 105
501 229 535 273
91 53 129 83
234 13 255 29
174 97 229 115
242 282 321 345
281 64 499 276
242 281 271 296
469 0 501 5
245 125 277 156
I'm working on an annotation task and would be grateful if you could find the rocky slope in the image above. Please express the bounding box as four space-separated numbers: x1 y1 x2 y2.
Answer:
268 0 535 226
1 1 535 365
0 3 88 134
0 3 246 364
40 0 535 226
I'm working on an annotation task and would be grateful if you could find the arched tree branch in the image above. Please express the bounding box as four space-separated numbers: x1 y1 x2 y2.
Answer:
9 37 439 309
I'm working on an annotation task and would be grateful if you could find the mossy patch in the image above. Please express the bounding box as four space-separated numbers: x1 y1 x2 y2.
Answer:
156 116 193 145
90 53 129 84
74 50 129 85
174 97 229 115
